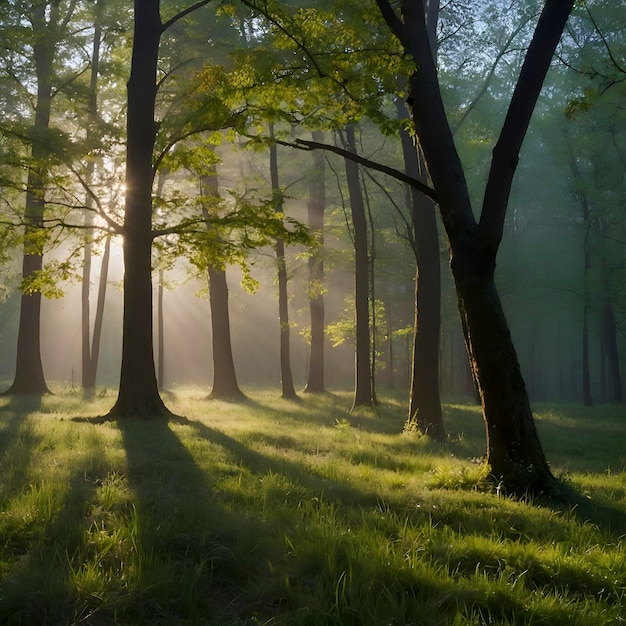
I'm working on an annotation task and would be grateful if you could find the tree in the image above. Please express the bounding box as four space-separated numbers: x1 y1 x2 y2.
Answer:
81 0 119 393
2 1 80 395
303 130 326 394
344 124 373 409
377 0 575 492
269 128 298 400
199 167 245 401
106 0 213 419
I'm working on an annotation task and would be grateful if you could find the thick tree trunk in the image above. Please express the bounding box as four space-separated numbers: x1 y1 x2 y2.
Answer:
452 245 553 491
269 132 298 400
304 131 326 394
208 264 245 400
4 3 55 396
344 125 373 409
397 98 444 439
199 170 245 400
107 0 172 418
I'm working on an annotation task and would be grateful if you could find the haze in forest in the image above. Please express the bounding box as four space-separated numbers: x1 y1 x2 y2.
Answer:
0 0 624 495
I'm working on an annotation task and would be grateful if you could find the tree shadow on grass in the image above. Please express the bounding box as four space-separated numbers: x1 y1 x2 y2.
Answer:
0 397 45 504
187 420 394 507
0 423 107 625
541 480 626 539
246 393 406 436
114 416 276 623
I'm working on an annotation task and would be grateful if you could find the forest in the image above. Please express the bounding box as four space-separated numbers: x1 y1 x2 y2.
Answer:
0 1 625 624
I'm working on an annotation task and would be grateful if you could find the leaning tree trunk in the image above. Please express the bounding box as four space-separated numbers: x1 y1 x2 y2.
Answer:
451 245 552 490
601 295 621 403
106 0 172 418
5 3 56 396
83 237 111 390
378 0 574 492
304 130 326 394
344 125 373 409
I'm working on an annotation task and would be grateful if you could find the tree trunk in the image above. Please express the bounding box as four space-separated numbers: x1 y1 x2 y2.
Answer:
4 3 56 396
601 296 622 403
269 129 298 400
157 268 165 389
344 125 372 409
568 137 594 406
582 294 592 406
380 285 395 389
364 172 379 405
452 248 552 490
378 0 574 492
82 1 106 393
304 131 326 394
83 237 111 390
199 169 245 400
106 0 172 418
397 98 444 440
207 264 245 399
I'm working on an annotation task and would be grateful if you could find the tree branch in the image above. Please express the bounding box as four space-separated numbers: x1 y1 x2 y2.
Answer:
452 14 533 135
586 3 626 76
478 0 574 253
376 0 408 48
161 0 214 33
276 138 438 203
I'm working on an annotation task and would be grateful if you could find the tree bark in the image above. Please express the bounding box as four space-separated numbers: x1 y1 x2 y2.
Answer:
4 2 57 396
397 98 444 440
200 165 245 401
304 131 326 394
399 0 444 440
569 143 594 406
106 0 172 418
601 296 621 403
378 0 574 492
344 125 373 409
82 0 107 393
364 171 379 405
84 237 111 390
269 129 298 400
157 268 165 389
207 264 245 399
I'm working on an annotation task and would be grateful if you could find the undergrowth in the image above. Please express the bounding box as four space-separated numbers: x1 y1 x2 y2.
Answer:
0 387 624 624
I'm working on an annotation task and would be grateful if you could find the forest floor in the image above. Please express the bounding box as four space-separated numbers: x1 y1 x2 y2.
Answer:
0 387 624 625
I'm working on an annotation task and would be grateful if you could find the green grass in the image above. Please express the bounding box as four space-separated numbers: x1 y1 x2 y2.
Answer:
0 387 624 625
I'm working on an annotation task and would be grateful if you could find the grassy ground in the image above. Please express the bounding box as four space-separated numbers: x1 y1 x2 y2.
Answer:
0 387 624 625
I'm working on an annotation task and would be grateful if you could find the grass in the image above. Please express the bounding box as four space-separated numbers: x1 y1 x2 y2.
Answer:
0 387 624 625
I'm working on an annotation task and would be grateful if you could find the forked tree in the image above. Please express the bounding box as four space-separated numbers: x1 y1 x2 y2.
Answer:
377 0 575 492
